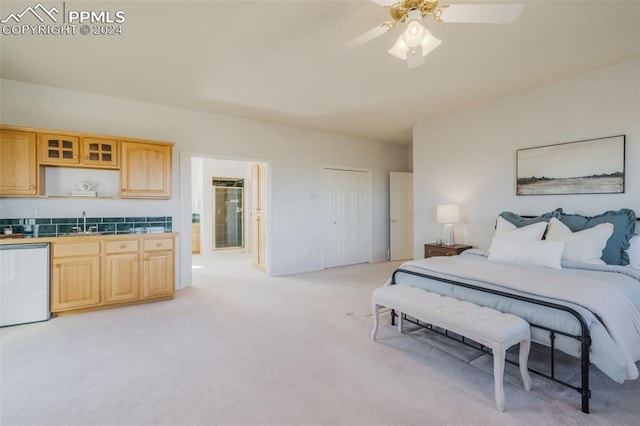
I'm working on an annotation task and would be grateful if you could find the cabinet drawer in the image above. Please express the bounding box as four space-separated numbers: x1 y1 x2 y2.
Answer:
143 238 173 251
426 248 454 257
106 240 139 254
54 241 101 257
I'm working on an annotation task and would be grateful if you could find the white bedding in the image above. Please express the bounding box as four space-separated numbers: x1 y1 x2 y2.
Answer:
390 250 640 382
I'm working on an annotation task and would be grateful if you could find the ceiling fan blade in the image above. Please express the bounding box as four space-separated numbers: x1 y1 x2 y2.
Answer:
438 3 524 24
342 21 395 51
369 0 398 6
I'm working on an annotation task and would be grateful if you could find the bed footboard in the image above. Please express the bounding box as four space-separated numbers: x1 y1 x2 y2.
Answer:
391 268 592 414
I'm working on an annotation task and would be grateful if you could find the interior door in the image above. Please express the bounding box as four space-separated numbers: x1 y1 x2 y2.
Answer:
324 168 370 268
251 164 266 271
390 172 413 261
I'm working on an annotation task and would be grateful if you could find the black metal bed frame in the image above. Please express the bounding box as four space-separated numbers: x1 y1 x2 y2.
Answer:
390 268 592 413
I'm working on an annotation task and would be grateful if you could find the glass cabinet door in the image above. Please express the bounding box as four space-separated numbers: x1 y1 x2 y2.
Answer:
82 138 118 168
40 133 80 165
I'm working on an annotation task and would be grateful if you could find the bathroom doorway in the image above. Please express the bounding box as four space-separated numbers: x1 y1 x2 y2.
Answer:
188 156 270 278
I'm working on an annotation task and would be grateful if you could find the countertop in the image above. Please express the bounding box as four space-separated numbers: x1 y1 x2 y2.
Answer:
0 232 179 245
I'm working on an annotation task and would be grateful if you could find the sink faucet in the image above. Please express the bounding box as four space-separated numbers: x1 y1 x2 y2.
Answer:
81 210 87 232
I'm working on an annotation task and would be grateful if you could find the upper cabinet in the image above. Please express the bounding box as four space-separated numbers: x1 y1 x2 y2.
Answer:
0 129 39 196
39 133 80 166
40 133 118 169
81 137 119 168
0 125 173 199
120 141 172 199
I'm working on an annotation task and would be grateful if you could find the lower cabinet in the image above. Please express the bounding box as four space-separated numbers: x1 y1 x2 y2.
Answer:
142 238 174 297
51 234 176 314
104 240 140 303
192 223 200 254
51 241 101 311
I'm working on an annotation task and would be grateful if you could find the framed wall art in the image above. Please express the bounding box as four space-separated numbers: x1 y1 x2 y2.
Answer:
516 135 625 196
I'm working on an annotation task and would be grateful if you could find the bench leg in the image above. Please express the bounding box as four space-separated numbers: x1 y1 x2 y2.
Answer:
371 302 380 341
492 344 506 412
519 339 532 391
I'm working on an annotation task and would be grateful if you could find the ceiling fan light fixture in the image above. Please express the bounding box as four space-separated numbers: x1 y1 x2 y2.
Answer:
419 27 442 56
403 19 426 48
406 45 426 69
402 9 425 45
388 27 441 67
388 36 409 60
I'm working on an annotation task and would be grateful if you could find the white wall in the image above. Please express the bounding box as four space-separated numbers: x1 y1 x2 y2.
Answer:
413 58 640 256
0 79 409 281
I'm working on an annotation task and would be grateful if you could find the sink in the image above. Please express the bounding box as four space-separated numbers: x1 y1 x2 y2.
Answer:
58 231 103 237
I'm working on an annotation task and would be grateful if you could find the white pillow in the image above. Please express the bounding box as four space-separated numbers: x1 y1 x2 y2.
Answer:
627 235 640 266
488 239 565 269
494 216 548 241
545 217 614 265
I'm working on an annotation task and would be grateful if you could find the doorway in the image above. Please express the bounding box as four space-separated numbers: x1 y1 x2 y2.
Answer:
188 156 269 280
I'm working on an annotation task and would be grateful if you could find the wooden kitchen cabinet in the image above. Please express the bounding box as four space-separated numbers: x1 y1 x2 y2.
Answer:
192 223 200 254
81 137 118 169
39 133 80 166
104 240 140 303
1 125 173 199
49 234 176 315
40 133 119 169
142 237 175 297
120 141 172 199
0 128 39 196
51 241 101 311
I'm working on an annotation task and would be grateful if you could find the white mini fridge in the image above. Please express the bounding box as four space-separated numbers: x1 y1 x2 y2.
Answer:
0 243 50 327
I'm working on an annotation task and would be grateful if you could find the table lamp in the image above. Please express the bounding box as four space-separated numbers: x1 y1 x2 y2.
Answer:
436 204 460 246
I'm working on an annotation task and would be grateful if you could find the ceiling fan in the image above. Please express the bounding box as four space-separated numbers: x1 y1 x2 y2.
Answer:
346 0 524 68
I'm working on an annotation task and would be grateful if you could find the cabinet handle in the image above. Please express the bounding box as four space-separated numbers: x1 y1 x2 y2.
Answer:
84 155 89 160
30 185 36 189
54 264 60 268
156 242 162 247
120 244 126 249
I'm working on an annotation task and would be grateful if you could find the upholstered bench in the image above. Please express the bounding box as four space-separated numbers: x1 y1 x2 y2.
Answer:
372 284 532 412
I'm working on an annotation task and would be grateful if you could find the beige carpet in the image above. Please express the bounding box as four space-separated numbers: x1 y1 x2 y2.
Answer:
1 252 638 425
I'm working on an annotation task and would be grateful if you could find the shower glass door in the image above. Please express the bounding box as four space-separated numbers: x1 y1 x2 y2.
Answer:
212 178 244 250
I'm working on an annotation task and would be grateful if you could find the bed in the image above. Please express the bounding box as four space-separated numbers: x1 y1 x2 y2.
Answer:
386 209 640 413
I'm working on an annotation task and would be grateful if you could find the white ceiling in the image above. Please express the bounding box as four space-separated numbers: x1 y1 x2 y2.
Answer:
1 0 639 144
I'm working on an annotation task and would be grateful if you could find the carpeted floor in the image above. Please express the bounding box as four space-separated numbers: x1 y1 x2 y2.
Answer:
1 252 638 425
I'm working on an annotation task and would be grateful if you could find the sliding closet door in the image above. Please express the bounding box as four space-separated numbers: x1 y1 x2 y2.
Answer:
324 168 370 268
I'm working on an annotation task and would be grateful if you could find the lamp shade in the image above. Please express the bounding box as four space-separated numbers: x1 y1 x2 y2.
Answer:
388 28 441 61
436 204 460 224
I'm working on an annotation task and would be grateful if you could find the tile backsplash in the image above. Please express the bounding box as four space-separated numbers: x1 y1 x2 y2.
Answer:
0 216 172 237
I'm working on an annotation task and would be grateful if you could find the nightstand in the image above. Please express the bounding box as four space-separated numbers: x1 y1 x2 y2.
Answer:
424 243 473 258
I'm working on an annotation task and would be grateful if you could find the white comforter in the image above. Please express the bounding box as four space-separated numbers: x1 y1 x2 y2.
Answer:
393 251 640 381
